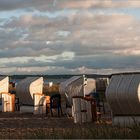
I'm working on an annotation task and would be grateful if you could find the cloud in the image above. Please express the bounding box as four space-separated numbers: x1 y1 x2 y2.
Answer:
0 0 49 11
113 48 140 56
60 0 140 9
2 54 139 72
0 1 140 74
2 12 140 58
1 0 140 12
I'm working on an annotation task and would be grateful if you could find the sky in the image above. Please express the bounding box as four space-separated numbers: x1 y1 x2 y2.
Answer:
0 0 140 75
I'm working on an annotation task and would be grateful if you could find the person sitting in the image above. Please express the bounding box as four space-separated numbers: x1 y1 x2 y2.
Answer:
90 92 100 107
50 93 63 117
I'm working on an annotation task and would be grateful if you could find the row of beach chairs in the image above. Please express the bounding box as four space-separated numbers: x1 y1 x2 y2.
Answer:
0 75 108 123
0 76 48 114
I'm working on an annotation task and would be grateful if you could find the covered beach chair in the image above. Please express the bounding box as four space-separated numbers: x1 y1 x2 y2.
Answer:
105 73 140 126
72 96 97 123
59 75 85 117
0 76 15 112
59 76 97 122
59 76 85 107
16 77 46 114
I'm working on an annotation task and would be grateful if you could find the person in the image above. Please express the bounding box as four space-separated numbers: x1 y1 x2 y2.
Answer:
90 91 100 107
15 96 20 111
10 82 16 94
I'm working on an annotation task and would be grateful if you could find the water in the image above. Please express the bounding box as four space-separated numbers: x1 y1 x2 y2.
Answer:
10 78 68 85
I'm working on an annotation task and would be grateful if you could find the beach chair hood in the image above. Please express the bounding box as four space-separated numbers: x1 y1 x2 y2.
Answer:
59 76 85 105
16 77 43 106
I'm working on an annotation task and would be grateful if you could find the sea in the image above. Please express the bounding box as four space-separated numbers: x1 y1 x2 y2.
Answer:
10 77 68 85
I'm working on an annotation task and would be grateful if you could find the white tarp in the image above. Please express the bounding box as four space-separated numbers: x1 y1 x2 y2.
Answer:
105 74 140 126
84 78 96 96
0 76 15 112
59 76 85 106
16 77 43 106
16 77 46 114
0 76 9 94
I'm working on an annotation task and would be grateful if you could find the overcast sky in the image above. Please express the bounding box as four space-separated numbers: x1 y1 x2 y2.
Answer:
0 0 140 75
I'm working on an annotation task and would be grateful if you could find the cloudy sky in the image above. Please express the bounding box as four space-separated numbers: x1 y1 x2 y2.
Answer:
0 0 140 75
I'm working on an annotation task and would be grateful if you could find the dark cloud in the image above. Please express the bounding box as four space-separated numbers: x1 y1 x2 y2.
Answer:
4 55 140 70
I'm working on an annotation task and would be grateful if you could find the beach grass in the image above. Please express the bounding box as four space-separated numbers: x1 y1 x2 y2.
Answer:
0 123 140 139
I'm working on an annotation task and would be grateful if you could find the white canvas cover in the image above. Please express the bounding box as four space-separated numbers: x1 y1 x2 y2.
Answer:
0 76 9 94
84 78 96 96
16 77 43 106
16 77 46 114
20 93 46 114
105 75 123 115
105 74 140 125
59 76 85 106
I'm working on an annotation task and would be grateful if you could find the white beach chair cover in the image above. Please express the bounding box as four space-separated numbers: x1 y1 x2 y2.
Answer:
84 78 96 96
105 74 140 126
59 76 84 106
16 77 46 114
16 77 43 106
0 76 9 93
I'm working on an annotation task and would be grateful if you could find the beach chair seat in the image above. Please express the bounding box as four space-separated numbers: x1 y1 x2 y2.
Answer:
50 94 62 117
91 92 105 114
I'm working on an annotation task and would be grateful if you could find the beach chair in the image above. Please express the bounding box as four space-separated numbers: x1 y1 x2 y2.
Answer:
106 73 140 126
0 76 15 112
1 92 15 112
91 92 105 114
16 77 46 114
59 76 85 116
72 96 97 123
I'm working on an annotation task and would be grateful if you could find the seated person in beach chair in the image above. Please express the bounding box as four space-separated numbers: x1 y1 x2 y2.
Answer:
90 92 105 114
90 92 100 106
15 96 20 111
9 82 16 94
50 93 63 117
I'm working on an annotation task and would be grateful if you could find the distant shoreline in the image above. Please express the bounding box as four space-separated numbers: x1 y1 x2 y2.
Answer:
5 74 110 79
1 71 140 80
